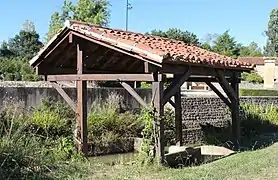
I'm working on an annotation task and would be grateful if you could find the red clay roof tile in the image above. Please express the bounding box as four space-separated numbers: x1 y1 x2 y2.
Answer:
237 57 278 65
68 20 253 70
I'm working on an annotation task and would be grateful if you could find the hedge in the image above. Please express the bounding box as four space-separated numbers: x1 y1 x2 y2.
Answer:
240 88 278 96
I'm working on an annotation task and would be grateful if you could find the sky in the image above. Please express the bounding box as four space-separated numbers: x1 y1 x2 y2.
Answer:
0 0 277 48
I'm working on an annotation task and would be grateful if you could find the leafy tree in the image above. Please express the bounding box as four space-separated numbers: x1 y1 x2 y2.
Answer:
46 12 63 42
239 42 263 57
147 28 200 45
265 8 278 56
8 20 43 60
0 41 14 58
46 0 110 41
211 30 240 58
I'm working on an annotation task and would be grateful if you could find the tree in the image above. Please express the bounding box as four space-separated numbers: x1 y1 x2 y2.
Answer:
46 0 110 42
8 21 43 60
211 30 240 58
0 41 14 58
46 12 63 42
239 42 263 57
265 9 278 56
147 28 200 45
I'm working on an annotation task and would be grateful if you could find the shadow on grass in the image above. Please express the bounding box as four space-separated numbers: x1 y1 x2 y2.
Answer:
201 106 278 151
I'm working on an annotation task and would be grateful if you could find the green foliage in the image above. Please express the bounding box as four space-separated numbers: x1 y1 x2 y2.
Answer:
240 88 278 96
211 30 240 58
7 21 43 60
0 103 88 179
241 71 264 83
27 99 75 138
141 82 152 89
147 28 200 45
239 42 263 57
0 57 42 81
265 8 278 56
46 0 110 41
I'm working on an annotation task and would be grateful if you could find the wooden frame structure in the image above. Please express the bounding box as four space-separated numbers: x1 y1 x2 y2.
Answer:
30 20 253 164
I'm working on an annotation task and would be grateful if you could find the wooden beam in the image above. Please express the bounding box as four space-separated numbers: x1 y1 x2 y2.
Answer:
216 70 238 102
174 86 182 146
162 69 191 105
44 32 71 59
231 72 240 148
120 82 148 107
47 74 162 82
206 82 231 109
168 99 175 108
144 62 149 73
76 44 88 155
51 82 77 112
152 73 165 164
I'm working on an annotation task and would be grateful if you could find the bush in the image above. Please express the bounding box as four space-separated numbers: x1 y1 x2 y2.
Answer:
242 71 263 83
240 88 278 96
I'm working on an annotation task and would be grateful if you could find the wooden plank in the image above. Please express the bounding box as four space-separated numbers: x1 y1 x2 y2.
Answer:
44 32 71 59
231 72 240 148
174 86 182 146
120 82 148 107
206 82 231 109
144 62 149 73
152 76 165 164
162 69 191 105
47 74 162 82
216 70 238 102
168 99 175 108
51 82 77 112
76 44 88 155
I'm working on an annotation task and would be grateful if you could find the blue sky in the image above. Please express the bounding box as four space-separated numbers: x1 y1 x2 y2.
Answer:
0 0 277 47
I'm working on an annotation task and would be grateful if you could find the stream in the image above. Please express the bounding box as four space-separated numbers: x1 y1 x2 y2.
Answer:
89 152 137 165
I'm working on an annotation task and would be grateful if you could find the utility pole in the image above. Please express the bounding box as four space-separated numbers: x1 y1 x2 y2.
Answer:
126 0 132 31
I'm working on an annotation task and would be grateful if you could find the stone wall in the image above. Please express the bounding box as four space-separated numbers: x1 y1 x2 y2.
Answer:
177 96 278 145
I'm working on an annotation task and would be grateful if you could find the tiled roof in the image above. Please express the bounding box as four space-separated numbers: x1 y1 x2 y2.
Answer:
237 57 278 65
31 20 254 70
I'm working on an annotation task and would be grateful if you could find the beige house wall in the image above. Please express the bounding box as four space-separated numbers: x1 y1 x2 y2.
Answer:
255 65 278 81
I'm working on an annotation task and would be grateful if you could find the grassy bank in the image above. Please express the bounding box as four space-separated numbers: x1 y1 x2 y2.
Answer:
86 143 278 180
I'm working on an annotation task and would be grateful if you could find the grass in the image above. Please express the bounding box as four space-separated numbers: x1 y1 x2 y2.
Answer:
85 142 278 180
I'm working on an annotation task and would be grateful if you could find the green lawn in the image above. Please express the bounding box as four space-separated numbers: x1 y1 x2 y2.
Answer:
83 143 278 180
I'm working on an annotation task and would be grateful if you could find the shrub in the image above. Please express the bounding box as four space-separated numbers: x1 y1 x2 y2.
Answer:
242 71 263 83
240 88 278 96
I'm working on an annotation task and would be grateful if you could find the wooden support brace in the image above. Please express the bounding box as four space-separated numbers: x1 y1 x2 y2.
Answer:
206 82 231 109
120 82 148 108
51 82 77 112
216 70 238 102
168 99 175 108
162 69 191 105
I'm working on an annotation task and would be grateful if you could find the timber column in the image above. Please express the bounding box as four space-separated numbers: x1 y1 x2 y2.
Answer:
152 73 165 164
231 72 240 149
76 44 88 155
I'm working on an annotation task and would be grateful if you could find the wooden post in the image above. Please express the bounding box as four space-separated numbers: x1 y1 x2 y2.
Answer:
231 72 240 149
152 73 165 164
174 84 182 146
76 44 88 155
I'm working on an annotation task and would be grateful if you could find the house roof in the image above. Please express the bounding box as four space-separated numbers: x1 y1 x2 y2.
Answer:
30 20 254 71
237 57 278 65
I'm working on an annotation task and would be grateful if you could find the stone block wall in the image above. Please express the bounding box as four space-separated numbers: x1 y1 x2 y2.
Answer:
177 96 278 145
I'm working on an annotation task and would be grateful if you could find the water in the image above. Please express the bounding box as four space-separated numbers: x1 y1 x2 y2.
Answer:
89 152 137 165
